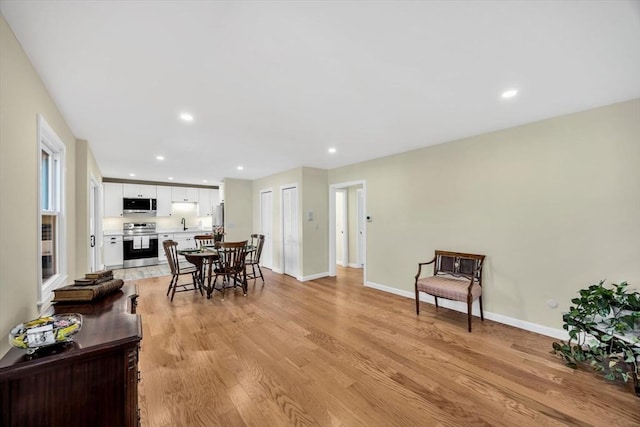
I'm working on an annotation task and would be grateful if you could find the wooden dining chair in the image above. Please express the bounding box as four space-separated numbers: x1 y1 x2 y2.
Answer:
163 240 202 301
246 234 265 283
210 240 248 301
194 234 216 248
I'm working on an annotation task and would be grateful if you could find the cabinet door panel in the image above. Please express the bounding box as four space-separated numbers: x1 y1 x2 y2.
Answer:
104 183 123 217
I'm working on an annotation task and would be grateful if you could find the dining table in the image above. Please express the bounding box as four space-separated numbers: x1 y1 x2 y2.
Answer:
178 245 257 298
177 248 218 293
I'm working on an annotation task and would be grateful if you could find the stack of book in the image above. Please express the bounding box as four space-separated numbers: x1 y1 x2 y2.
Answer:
73 269 114 286
53 270 124 302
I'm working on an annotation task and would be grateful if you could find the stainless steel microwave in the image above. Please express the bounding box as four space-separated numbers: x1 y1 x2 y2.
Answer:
123 198 157 215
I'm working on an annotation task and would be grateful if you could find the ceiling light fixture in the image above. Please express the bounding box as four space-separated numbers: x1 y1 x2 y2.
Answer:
168 177 174 180
237 166 244 171
202 180 208 183
129 173 136 177
328 147 337 154
179 112 194 122
156 155 165 160
501 89 518 99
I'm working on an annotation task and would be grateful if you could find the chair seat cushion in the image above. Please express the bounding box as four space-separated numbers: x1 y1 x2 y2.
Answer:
416 275 481 302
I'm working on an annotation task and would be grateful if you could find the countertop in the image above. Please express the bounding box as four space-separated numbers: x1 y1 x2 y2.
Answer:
103 229 212 236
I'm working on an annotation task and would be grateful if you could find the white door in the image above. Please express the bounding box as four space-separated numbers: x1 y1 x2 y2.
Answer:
282 187 299 278
89 179 100 272
357 188 365 267
335 190 348 266
260 190 273 269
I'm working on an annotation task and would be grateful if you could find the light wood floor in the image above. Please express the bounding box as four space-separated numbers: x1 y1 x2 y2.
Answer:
135 267 640 427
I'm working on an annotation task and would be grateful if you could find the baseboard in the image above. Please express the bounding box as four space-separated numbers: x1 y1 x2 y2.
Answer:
301 272 330 282
347 263 363 269
336 261 346 267
365 280 569 340
272 267 283 274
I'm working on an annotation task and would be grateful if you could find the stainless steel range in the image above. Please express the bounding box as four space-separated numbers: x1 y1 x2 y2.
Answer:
122 222 159 268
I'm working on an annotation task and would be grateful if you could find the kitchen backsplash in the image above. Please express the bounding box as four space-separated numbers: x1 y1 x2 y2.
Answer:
103 202 213 232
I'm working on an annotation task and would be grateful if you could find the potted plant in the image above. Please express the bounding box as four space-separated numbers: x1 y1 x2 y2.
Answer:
552 280 640 396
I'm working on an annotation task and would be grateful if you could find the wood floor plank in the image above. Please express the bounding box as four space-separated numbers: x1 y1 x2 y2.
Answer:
136 267 640 427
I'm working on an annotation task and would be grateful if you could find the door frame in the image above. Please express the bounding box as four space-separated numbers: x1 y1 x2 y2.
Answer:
280 183 300 279
259 188 273 270
335 189 348 266
329 180 366 281
89 175 103 271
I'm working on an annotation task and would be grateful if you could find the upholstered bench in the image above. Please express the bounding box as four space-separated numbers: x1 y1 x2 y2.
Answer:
414 250 486 332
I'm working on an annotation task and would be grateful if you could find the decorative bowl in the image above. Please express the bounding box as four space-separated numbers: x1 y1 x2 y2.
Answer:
9 313 82 354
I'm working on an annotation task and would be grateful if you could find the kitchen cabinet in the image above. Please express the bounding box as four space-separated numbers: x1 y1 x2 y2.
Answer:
104 183 123 217
0 285 141 427
171 186 199 203
104 235 123 268
157 233 174 263
156 186 172 217
123 183 156 199
197 188 220 216
174 232 198 250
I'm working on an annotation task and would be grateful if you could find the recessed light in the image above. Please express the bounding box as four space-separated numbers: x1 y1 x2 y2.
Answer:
202 180 208 183
501 89 518 99
237 166 244 171
156 155 165 161
179 112 194 122
129 173 136 177
168 177 174 180
328 147 337 154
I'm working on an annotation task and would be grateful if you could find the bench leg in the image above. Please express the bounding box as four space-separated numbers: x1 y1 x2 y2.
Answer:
479 295 484 321
415 287 420 314
434 296 439 308
467 300 473 332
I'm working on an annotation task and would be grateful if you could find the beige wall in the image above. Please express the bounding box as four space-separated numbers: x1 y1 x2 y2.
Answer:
301 167 328 278
0 15 79 356
329 99 640 329
251 167 328 278
75 140 103 273
223 178 253 242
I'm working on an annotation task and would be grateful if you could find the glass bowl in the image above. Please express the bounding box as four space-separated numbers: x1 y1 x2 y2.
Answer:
9 313 83 354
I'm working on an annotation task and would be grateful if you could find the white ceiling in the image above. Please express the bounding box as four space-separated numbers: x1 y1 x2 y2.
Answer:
2 1 639 186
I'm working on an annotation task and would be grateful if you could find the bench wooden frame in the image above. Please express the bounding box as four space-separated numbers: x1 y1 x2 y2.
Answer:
414 250 486 332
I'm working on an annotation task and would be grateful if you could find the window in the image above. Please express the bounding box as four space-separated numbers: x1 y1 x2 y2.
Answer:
39 115 66 302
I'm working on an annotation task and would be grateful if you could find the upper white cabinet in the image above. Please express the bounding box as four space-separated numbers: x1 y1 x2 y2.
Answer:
103 183 123 217
198 189 212 216
171 186 199 203
156 186 172 217
123 183 156 198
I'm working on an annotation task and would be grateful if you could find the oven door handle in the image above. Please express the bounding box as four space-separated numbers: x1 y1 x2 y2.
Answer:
123 235 158 242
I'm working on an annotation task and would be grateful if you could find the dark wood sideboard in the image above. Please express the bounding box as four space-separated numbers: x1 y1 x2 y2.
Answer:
0 284 142 427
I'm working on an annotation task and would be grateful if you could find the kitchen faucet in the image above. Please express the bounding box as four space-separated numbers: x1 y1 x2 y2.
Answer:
181 217 187 231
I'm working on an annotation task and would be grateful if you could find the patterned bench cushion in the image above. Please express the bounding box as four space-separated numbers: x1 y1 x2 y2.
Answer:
416 275 481 302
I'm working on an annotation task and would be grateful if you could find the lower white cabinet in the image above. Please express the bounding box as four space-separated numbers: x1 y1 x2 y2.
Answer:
104 235 123 268
158 233 174 263
174 232 198 250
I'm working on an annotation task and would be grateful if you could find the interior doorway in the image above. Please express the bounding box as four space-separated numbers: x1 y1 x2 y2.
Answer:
335 189 348 266
260 189 273 270
329 180 366 282
89 177 101 272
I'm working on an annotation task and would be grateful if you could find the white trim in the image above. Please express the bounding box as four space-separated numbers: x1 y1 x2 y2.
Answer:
365 280 569 340
347 263 363 269
259 188 273 270
301 272 330 282
37 114 67 306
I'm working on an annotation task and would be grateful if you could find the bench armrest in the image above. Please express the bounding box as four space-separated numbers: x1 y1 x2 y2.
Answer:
415 256 437 280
